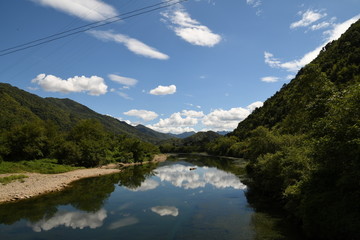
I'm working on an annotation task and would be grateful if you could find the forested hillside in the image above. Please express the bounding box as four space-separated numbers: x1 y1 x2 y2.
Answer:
0 83 171 144
207 20 360 239
0 84 167 167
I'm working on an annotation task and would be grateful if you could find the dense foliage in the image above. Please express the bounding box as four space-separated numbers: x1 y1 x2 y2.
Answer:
159 131 221 153
206 20 360 239
0 119 160 168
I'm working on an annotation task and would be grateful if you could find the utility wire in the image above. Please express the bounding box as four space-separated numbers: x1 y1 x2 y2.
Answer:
0 0 187 57
0 0 178 54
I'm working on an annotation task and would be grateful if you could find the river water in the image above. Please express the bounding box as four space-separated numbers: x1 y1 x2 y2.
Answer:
0 155 305 240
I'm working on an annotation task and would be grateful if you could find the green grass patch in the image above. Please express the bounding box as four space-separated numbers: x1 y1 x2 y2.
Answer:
0 174 28 185
0 159 83 174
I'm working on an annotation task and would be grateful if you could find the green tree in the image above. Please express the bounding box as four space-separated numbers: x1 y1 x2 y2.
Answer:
56 119 109 167
4 121 48 161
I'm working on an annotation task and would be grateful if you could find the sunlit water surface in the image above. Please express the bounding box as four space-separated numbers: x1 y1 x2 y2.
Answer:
0 155 304 240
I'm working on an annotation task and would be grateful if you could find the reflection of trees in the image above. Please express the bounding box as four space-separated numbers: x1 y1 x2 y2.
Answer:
0 163 160 226
175 154 246 177
0 173 121 225
117 163 157 189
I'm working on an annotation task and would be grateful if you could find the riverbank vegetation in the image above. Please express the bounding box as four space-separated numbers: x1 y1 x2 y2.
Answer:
0 159 82 174
0 119 160 171
0 175 28 185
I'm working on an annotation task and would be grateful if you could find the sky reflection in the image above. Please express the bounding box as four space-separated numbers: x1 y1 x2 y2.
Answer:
151 206 179 217
130 164 246 192
30 209 107 232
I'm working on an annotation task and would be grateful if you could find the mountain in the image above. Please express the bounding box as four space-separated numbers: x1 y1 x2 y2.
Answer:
160 131 221 153
207 20 360 239
168 131 196 139
168 131 229 139
135 124 173 141
216 131 230 136
232 20 360 140
0 83 167 143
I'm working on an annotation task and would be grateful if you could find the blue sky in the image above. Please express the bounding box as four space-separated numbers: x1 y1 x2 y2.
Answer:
1 0 359 134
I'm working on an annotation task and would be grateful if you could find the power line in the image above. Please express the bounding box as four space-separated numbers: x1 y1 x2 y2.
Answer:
0 0 187 57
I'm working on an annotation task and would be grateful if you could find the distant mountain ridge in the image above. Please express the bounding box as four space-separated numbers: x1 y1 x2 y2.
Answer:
168 131 196 139
159 131 222 153
0 83 169 143
168 131 229 139
134 124 173 141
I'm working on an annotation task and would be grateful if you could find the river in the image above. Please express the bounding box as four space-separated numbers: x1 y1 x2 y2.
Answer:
0 154 306 239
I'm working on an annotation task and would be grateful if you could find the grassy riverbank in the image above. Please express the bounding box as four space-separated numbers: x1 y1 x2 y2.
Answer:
0 159 82 174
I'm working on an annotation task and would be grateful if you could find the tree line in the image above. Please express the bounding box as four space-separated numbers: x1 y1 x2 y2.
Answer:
0 119 159 167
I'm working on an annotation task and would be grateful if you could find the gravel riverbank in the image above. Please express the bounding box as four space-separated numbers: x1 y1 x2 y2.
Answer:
0 154 168 204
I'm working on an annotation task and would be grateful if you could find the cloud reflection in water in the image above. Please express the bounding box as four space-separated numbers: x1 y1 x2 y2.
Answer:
30 209 107 232
127 179 159 192
108 217 139 230
151 206 179 217
131 164 246 191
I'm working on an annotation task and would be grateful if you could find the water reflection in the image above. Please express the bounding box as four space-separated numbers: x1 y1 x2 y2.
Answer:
0 173 121 225
108 217 139 230
130 163 246 191
117 164 157 190
30 209 107 232
0 156 305 239
127 178 159 192
151 206 179 217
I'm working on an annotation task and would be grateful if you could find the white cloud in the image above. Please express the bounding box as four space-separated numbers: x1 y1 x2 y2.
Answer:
202 101 263 131
324 15 360 42
124 109 158 121
246 101 264 112
261 76 279 83
118 92 132 100
89 30 169 60
246 0 261 8
161 7 221 47
147 101 263 133
151 206 179 217
30 0 117 22
286 75 295 80
181 110 204 118
310 21 331 31
290 9 327 29
149 85 176 95
31 209 107 232
108 74 138 86
146 112 198 134
108 217 139 230
265 15 360 72
202 108 249 131
156 113 198 127
32 73 107 96
246 0 262 15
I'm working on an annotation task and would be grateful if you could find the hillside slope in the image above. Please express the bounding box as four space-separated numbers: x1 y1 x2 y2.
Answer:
0 83 167 143
233 19 360 139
